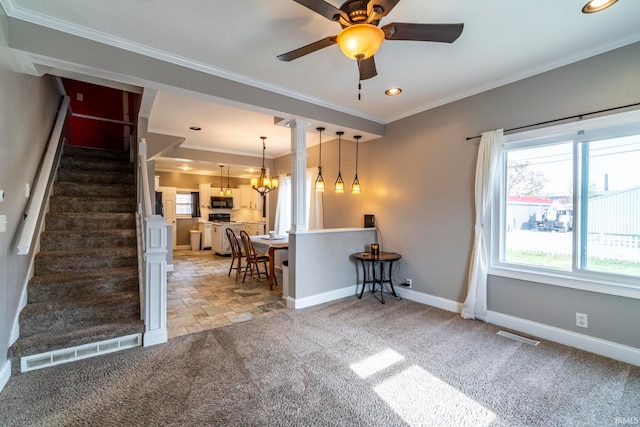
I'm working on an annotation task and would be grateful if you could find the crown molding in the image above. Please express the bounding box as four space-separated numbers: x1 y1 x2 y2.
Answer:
0 0 385 125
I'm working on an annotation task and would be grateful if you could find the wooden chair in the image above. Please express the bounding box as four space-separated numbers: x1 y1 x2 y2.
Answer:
239 230 269 287
225 228 245 281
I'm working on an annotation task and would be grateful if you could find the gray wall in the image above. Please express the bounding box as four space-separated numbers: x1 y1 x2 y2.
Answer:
2 7 639 361
364 42 640 348
0 9 60 372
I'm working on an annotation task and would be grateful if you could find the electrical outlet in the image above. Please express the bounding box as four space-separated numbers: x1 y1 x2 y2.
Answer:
576 312 588 328
406 279 412 288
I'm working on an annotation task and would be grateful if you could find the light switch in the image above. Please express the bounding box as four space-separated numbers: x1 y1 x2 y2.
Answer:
0 215 6 233
25 183 30 197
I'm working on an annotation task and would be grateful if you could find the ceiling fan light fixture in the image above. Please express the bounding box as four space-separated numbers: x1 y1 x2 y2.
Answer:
582 0 618 13
336 24 384 60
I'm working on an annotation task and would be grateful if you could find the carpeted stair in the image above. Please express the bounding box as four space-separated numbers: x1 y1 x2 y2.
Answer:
8 145 144 374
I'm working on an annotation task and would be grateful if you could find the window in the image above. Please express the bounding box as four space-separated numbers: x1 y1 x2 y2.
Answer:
493 111 640 290
176 193 193 216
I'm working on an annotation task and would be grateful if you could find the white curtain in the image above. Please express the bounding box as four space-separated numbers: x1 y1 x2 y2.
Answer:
274 170 324 234
461 129 503 321
274 174 291 236
306 168 324 230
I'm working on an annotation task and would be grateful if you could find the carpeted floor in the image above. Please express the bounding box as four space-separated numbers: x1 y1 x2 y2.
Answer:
1 294 638 426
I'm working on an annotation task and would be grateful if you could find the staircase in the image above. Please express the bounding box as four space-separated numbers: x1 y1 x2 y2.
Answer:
9 145 144 374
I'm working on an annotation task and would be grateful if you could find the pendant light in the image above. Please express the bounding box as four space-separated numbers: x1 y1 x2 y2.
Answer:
252 136 278 196
351 135 361 194
225 165 232 196
315 127 325 192
334 131 345 193
218 165 225 196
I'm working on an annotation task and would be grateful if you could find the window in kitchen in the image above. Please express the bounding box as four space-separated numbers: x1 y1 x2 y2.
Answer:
493 110 640 288
175 193 193 216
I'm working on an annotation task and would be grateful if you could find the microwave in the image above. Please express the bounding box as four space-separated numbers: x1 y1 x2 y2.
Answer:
211 196 233 209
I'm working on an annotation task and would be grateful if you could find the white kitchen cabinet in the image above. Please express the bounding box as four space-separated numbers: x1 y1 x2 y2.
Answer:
212 223 244 255
239 184 264 211
198 183 212 219
252 190 263 212
198 222 213 249
212 224 224 253
243 222 266 236
239 184 252 208
231 188 240 210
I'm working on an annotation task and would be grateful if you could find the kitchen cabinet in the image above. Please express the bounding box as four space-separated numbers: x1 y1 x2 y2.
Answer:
212 222 244 255
231 188 240 210
243 222 266 236
198 222 213 249
239 184 264 211
252 190 263 212
198 183 212 218
239 184 252 208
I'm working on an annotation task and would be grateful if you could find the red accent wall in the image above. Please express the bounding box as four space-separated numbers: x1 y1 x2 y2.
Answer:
62 78 140 151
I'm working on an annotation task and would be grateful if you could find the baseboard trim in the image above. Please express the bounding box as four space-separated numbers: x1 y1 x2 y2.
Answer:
396 287 463 313
143 329 168 347
291 285 358 309
0 360 11 393
487 311 640 367
288 285 639 366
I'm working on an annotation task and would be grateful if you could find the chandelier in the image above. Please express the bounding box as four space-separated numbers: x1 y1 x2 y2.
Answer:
251 136 278 196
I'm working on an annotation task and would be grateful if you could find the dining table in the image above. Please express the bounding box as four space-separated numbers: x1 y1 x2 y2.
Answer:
250 234 289 289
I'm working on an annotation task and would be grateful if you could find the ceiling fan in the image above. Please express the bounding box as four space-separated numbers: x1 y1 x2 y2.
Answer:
277 0 464 81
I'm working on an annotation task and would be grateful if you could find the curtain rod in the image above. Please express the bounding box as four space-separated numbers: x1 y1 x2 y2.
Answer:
465 102 640 141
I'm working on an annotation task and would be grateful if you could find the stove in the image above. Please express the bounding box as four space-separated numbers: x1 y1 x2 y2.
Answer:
208 213 231 222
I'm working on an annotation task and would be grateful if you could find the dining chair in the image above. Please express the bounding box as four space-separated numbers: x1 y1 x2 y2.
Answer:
239 230 269 287
225 228 245 281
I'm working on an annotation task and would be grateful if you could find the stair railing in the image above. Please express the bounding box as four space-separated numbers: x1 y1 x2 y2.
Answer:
137 137 168 346
14 96 70 255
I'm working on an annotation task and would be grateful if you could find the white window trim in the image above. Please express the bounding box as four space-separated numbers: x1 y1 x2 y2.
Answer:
488 108 640 300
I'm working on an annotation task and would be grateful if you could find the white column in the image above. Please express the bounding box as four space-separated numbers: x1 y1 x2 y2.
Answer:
288 119 310 233
143 216 168 346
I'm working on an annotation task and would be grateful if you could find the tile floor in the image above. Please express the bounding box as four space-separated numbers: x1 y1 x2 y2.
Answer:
167 249 289 339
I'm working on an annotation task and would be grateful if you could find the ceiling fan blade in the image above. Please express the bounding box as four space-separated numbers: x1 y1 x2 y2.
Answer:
277 36 337 61
382 23 464 43
358 56 377 80
368 0 401 17
293 0 347 22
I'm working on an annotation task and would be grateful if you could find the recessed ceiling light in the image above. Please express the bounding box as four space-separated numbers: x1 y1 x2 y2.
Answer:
582 0 618 13
189 126 201 131
385 87 402 96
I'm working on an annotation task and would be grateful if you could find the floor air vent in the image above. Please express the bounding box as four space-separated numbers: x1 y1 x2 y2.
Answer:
497 330 540 346
21 333 142 373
